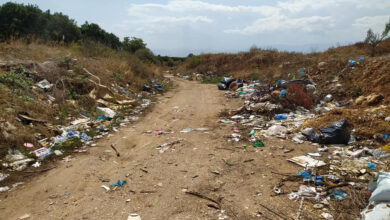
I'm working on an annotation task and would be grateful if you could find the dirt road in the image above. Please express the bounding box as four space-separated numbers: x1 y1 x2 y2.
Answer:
1 79 318 220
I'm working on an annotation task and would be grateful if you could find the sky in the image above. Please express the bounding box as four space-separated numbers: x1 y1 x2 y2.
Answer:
4 0 390 56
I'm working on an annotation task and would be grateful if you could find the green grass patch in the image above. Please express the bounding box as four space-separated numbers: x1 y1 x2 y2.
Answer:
201 76 223 84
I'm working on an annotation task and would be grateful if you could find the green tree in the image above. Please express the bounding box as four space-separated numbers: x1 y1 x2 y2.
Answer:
134 48 156 63
123 37 146 53
80 22 121 49
365 19 390 56
0 2 44 40
46 12 81 43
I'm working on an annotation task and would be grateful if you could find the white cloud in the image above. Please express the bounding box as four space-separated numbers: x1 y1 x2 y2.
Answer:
353 15 390 32
110 0 390 56
356 0 390 9
148 16 213 23
225 15 333 34
128 0 279 16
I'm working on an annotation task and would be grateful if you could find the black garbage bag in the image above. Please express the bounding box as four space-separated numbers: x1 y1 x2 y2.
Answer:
308 119 350 144
220 77 235 87
218 82 227 90
142 85 152 92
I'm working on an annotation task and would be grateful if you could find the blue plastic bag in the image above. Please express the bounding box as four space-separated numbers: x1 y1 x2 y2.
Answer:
274 114 287 120
110 180 126 187
66 131 79 138
368 162 376 170
348 60 357 67
330 189 346 201
279 89 287 98
296 170 310 179
80 132 92 142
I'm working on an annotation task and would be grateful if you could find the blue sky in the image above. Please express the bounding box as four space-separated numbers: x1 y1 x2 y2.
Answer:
5 0 390 56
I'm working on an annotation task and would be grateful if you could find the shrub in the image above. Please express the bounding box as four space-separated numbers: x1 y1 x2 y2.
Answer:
0 70 33 89
365 19 390 56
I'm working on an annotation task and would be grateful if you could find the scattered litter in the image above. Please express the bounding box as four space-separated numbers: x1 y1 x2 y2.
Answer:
23 143 34 148
367 162 376 170
0 186 10 192
54 150 63 156
252 141 265 147
288 155 326 167
265 125 287 137
219 119 235 124
196 128 209 131
31 161 41 168
156 139 183 153
101 185 110 191
180 128 193 133
313 203 324 209
96 107 116 118
0 173 9 182
307 152 321 157
274 114 287 120
292 134 305 144
329 189 346 201
34 147 50 158
153 130 164 135
127 213 141 220
110 180 126 187
36 79 53 90
321 212 334 220
62 156 72 162
18 213 31 219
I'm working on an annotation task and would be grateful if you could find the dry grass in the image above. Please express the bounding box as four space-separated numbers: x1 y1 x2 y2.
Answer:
0 40 162 157
177 39 390 83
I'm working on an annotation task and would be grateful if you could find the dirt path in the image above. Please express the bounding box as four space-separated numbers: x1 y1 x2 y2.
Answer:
0 79 318 220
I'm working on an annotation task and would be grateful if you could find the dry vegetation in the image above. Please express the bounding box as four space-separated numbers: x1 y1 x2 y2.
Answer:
0 40 162 157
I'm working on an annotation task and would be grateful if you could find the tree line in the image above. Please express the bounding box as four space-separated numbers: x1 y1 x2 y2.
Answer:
0 2 147 53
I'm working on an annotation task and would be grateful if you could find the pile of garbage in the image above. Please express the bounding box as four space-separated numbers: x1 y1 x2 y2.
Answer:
216 74 390 219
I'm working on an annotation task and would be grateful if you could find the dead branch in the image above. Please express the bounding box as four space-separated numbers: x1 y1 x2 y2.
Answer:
110 144 120 157
185 191 222 209
259 203 289 220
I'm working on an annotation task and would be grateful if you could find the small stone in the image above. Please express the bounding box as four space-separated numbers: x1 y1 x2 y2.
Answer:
313 204 324 209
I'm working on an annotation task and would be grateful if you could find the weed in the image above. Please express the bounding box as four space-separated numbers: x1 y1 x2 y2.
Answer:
202 76 222 84
18 95 35 102
187 56 204 69
0 70 33 89
350 86 362 97
250 72 259 80
59 57 72 69
58 107 67 124
111 72 122 80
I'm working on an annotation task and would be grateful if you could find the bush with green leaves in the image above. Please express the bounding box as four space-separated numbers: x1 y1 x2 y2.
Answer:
0 70 33 89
